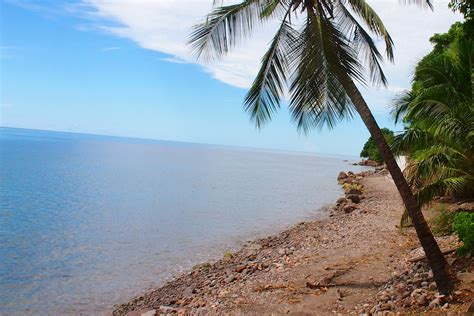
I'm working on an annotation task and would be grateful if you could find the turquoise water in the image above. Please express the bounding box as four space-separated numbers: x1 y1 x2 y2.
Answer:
0 127 368 314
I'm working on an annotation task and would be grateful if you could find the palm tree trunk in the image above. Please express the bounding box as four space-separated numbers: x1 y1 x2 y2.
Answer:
338 72 453 294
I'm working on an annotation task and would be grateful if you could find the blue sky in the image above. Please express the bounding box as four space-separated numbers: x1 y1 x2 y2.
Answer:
0 0 461 155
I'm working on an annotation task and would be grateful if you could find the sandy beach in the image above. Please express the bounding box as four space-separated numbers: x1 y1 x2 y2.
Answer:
113 170 473 315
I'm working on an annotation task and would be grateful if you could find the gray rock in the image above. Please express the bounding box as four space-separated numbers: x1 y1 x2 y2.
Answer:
183 286 195 297
225 275 236 283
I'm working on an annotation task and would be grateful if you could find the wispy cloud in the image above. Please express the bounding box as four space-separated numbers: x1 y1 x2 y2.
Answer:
101 46 121 52
160 56 188 64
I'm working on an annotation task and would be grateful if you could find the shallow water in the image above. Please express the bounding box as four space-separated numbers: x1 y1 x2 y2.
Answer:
0 127 369 314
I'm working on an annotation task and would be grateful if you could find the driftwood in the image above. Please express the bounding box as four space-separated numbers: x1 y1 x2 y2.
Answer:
408 247 458 263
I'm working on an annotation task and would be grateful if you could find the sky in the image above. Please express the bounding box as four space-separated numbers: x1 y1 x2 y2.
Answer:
0 0 462 156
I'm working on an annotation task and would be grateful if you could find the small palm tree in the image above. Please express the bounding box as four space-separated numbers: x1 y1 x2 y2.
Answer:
190 0 452 293
392 27 473 209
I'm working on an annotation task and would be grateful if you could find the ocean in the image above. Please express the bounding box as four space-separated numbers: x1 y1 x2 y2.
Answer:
0 127 369 314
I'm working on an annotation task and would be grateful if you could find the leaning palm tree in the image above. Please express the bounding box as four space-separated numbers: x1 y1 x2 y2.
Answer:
189 0 452 293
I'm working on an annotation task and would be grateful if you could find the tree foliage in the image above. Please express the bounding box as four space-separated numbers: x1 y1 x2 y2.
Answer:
391 21 474 207
360 128 394 162
448 0 473 20
189 0 396 132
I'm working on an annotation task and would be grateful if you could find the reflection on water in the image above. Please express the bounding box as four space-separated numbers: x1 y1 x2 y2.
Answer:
0 127 369 314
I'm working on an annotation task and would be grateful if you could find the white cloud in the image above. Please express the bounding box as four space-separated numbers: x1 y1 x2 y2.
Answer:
80 0 461 93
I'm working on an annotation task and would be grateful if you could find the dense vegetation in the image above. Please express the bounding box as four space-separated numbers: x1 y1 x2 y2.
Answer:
360 128 394 162
391 20 473 207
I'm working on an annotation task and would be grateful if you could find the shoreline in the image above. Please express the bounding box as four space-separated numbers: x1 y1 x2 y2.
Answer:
114 171 473 315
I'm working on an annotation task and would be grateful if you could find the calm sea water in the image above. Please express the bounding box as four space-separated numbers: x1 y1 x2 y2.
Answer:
0 127 369 315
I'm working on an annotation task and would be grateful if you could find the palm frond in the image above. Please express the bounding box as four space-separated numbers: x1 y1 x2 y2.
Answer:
288 7 358 133
346 0 394 61
337 4 388 86
189 0 278 60
244 9 296 128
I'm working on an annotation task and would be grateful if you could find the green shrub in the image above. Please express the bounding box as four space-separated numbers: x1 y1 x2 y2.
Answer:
430 207 455 236
453 212 474 256
360 128 395 163
341 182 363 193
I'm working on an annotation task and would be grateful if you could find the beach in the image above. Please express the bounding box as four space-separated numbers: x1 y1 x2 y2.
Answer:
114 170 473 315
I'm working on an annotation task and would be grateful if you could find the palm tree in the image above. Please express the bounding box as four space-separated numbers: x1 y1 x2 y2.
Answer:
189 0 452 294
392 26 473 209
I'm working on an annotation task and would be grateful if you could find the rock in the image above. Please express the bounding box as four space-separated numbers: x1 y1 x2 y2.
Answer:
428 282 437 290
457 272 474 283
225 275 236 283
346 194 361 204
140 310 156 316
337 171 349 181
183 286 195 297
428 298 440 309
235 265 246 273
158 306 177 314
412 277 423 287
278 249 286 256
343 204 357 214
416 295 427 306
421 281 428 288
347 188 362 196
336 197 348 205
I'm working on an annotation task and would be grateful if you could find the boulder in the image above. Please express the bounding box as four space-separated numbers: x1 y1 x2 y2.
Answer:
337 171 349 181
346 194 361 204
347 188 362 196
343 204 357 213
336 197 348 205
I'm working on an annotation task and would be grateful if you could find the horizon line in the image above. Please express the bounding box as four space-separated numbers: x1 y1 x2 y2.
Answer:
0 125 361 160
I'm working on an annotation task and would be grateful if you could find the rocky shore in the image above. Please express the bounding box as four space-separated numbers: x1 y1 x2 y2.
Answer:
114 171 473 315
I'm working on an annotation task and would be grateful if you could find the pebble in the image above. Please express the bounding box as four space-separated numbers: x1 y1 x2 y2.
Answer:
224 275 235 283
428 298 440 309
140 310 156 316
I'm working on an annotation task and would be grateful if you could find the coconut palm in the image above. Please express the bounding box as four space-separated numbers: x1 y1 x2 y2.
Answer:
392 25 474 209
189 0 452 293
